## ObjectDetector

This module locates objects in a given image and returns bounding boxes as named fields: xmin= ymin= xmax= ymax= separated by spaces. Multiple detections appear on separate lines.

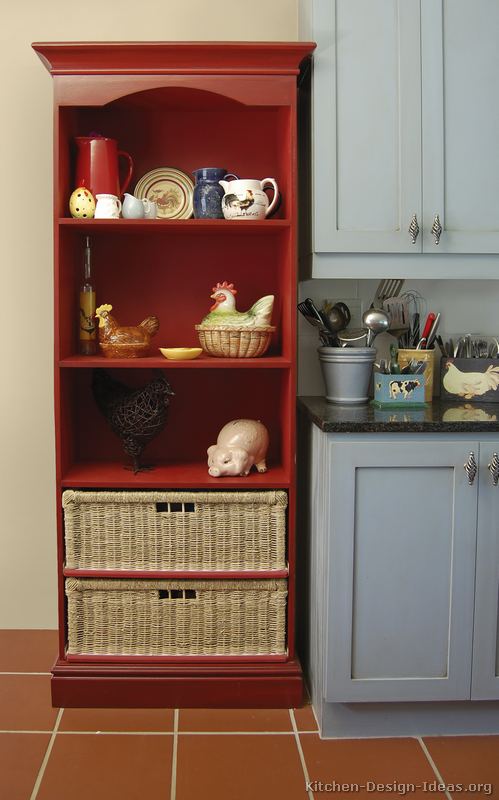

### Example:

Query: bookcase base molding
xmin=51 ymin=660 xmax=303 ymax=708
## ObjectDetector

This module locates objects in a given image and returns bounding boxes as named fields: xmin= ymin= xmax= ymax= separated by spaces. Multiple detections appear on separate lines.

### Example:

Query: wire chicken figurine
xmin=92 ymin=370 xmax=175 ymax=473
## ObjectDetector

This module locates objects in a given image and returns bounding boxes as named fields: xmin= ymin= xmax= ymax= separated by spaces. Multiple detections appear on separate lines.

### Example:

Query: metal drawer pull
xmin=488 ymin=453 xmax=499 ymax=486
xmin=409 ymin=214 xmax=420 ymax=244
xmin=464 ymin=452 xmax=477 ymax=485
xmin=431 ymin=214 xmax=442 ymax=245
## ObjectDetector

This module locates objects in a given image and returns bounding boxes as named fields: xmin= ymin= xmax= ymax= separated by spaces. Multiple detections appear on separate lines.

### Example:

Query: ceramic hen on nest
xmin=195 ymin=281 xmax=275 ymax=358
xmin=198 ymin=281 xmax=274 ymax=327
xmin=95 ymin=303 xmax=159 ymax=358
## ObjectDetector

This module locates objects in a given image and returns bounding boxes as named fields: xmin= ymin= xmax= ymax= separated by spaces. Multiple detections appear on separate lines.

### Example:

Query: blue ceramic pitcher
xmin=192 ymin=168 xmax=231 ymax=219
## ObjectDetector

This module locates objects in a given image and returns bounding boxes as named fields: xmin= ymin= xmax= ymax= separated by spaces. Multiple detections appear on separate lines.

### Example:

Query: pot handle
xmin=118 ymin=150 xmax=134 ymax=196
xmin=261 ymin=178 xmax=279 ymax=217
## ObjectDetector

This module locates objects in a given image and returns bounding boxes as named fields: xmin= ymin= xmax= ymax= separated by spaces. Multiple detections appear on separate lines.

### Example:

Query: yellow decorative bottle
xmin=79 ymin=236 xmax=96 ymax=355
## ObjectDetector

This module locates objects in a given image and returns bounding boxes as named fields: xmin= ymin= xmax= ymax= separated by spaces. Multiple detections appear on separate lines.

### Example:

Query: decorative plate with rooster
xmin=134 ymin=167 xmax=194 ymax=219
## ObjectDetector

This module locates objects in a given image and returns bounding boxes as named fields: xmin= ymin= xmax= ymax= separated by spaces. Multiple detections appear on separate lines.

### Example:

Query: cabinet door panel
xmin=351 ymin=466 xmax=452 ymax=681
xmin=422 ymin=0 xmax=499 ymax=253
xmin=325 ymin=441 xmax=478 ymax=702
xmin=471 ymin=443 xmax=499 ymax=699
xmin=312 ymin=0 xmax=422 ymax=253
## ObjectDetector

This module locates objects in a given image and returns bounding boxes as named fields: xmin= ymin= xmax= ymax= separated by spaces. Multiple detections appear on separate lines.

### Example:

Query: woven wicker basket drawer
xmin=66 ymin=578 xmax=287 ymax=656
xmin=63 ymin=490 xmax=287 ymax=571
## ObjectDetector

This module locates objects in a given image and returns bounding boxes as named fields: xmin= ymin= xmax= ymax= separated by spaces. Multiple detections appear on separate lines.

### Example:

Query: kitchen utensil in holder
xmin=398 ymin=349 xmax=434 ymax=402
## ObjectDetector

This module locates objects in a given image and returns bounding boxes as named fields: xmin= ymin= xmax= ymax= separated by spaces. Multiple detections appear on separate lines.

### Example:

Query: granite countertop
xmin=298 ymin=396 xmax=499 ymax=433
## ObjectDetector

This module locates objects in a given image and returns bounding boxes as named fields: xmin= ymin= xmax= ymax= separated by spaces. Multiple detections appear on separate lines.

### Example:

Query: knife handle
xmin=420 ymin=313 xmax=436 ymax=347
xmin=426 ymin=312 xmax=441 ymax=349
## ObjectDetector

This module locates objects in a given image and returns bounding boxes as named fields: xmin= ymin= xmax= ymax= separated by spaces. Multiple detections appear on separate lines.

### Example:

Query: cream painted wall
xmin=0 ymin=1 xmax=298 ymax=629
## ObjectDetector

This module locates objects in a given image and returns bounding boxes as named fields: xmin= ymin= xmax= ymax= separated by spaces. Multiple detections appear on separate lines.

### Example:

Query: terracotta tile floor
xmin=1 ymin=631 xmax=499 ymax=800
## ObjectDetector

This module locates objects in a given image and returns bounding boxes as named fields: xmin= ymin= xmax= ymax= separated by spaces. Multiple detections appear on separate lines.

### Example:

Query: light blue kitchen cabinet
xmin=422 ymin=0 xmax=499 ymax=254
xmin=304 ymin=427 xmax=499 ymax=736
xmin=322 ymin=436 xmax=478 ymax=702
xmin=300 ymin=410 xmax=499 ymax=736
xmin=471 ymin=442 xmax=499 ymax=700
xmin=301 ymin=0 xmax=422 ymax=255
xmin=300 ymin=0 xmax=499 ymax=265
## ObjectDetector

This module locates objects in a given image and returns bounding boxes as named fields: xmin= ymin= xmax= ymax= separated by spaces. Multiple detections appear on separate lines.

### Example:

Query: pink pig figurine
xmin=207 ymin=419 xmax=269 ymax=477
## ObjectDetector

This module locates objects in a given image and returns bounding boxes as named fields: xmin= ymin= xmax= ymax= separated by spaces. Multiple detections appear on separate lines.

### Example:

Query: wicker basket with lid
xmin=195 ymin=325 xmax=275 ymax=358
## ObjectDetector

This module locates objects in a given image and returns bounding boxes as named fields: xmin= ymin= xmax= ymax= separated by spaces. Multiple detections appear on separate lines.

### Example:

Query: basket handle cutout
xmin=158 ymin=589 xmax=197 ymax=600
xmin=155 ymin=502 xmax=195 ymax=513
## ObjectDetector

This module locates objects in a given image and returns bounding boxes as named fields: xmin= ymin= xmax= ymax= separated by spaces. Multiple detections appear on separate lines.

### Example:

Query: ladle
xmin=362 ymin=308 xmax=391 ymax=347
xmin=324 ymin=304 xmax=349 ymax=333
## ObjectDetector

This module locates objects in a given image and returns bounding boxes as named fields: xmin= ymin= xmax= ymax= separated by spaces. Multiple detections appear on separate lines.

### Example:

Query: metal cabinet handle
xmin=464 ymin=452 xmax=477 ymax=485
xmin=431 ymin=214 xmax=442 ymax=245
xmin=488 ymin=453 xmax=499 ymax=486
xmin=409 ymin=214 xmax=420 ymax=244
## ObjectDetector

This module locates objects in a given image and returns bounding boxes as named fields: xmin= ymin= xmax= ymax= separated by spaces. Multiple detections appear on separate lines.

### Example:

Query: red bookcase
xmin=33 ymin=41 xmax=314 ymax=708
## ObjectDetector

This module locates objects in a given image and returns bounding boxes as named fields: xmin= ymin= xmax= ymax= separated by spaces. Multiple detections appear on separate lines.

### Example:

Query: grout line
xmin=175 ymin=729 xmax=305 ymax=736
xmin=175 ymin=729 xmax=299 ymax=736
xmin=170 ymin=709 xmax=179 ymax=800
xmin=289 ymin=710 xmax=315 ymax=800
xmin=0 ymin=730 xmax=54 ymax=734
xmin=29 ymin=707 xmax=64 ymax=800
xmin=58 ymin=730 xmax=175 ymax=735
xmin=417 ymin=737 xmax=453 ymax=800
xmin=11 ymin=729 xmax=297 ymax=736
xmin=0 ymin=672 xmax=52 ymax=676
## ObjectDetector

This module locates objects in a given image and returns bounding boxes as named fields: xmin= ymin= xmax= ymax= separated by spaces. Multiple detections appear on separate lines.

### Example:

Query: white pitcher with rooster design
xmin=219 ymin=177 xmax=280 ymax=220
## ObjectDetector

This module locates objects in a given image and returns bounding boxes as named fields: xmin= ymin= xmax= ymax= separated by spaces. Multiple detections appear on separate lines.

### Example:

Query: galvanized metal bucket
xmin=318 ymin=347 xmax=376 ymax=405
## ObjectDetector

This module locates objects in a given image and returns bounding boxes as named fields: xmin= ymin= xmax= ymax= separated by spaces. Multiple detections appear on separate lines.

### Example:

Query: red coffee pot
xmin=75 ymin=135 xmax=133 ymax=198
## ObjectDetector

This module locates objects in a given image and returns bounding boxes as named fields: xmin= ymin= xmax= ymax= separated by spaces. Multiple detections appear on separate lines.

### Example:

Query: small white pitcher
xmin=219 ymin=177 xmax=280 ymax=220
xmin=95 ymin=193 xmax=122 ymax=219
xmin=122 ymin=193 xmax=145 ymax=219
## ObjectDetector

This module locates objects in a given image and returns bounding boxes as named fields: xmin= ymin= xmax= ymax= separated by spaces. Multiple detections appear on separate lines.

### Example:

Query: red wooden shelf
xmin=58 ymin=218 xmax=290 ymax=235
xmin=65 ymin=653 xmax=288 ymax=664
xmin=63 ymin=567 xmax=289 ymax=579
xmin=59 ymin=354 xmax=291 ymax=369
xmin=61 ymin=460 xmax=290 ymax=488
xmin=35 ymin=39 xmax=313 ymax=709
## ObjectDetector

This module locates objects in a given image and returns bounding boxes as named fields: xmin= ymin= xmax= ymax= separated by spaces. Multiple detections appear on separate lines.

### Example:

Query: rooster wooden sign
xmin=441 ymin=359 xmax=499 ymax=402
